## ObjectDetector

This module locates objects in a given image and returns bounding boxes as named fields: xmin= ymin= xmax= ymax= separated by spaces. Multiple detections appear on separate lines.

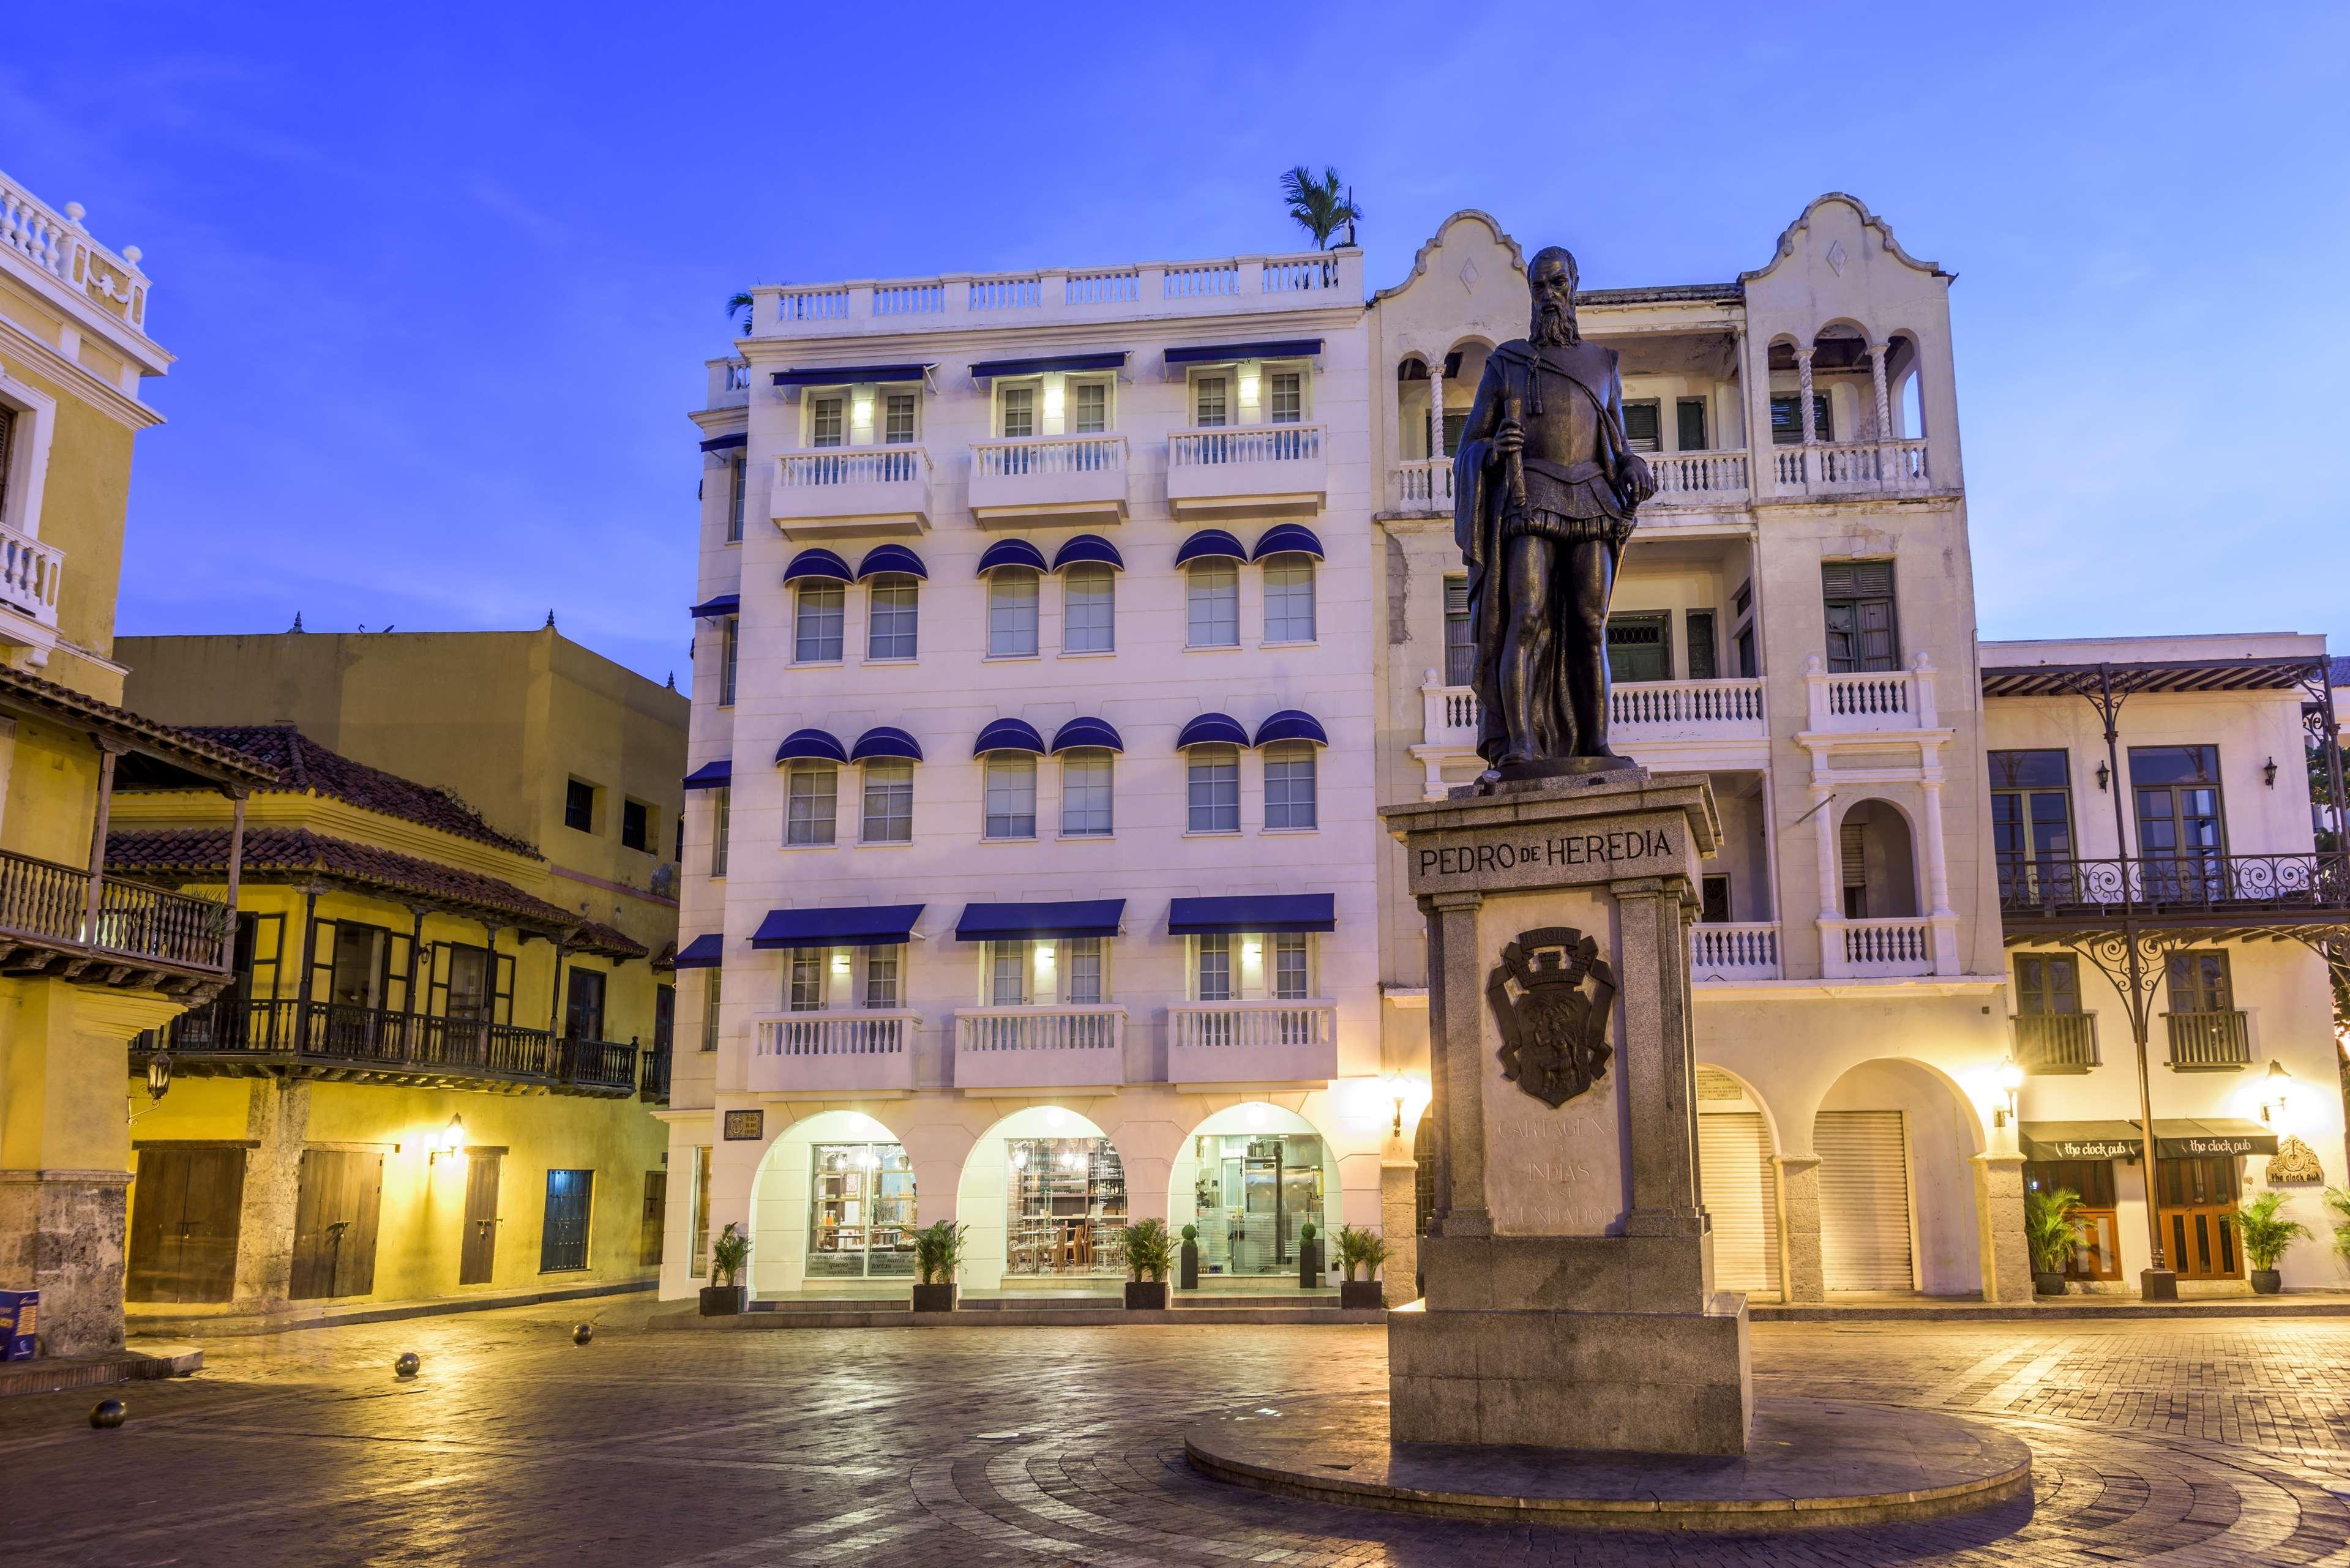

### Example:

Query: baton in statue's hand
xmin=1502 ymin=392 xmax=1528 ymax=512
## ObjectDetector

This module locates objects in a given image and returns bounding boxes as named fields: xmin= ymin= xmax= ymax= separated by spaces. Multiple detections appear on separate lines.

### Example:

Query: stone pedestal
xmin=1383 ymin=770 xmax=1752 ymax=1457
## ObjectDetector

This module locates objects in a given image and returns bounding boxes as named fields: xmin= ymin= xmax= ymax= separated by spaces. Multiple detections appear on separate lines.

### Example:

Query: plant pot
xmin=1339 ymin=1279 xmax=1385 ymax=1310
xmin=1179 ymin=1242 xmax=1199 ymax=1291
xmin=2250 ymin=1269 xmax=2282 ymax=1295
xmin=911 ymin=1283 xmax=957 ymax=1312
xmin=698 ymin=1285 xmax=749 ymax=1316
xmin=1124 ymin=1280 xmax=1169 ymax=1310
xmin=1298 ymin=1239 xmax=1323 ymax=1290
xmin=2032 ymin=1271 xmax=2068 ymax=1297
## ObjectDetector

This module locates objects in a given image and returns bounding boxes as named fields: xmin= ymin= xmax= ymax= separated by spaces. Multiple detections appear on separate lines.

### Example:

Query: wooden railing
xmin=1997 ymin=851 xmax=2350 ymax=920
xmin=147 ymin=998 xmax=596 ymax=1086
xmin=2165 ymin=1010 xmax=2251 ymax=1069
xmin=639 ymin=1042 xmax=672 ymax=1103
xmin=560 ymin=1036 xmax=642 ymax=1093
xmin=2013 ymin=1012 xmax=2100 ymax=1072
xmin=0 ymin=848 xmax=230 ymax=973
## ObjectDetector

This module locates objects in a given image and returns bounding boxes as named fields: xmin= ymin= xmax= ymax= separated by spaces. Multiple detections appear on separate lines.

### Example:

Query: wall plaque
xmin=1488 ymin=926 xmax=1616 ymax=1108
xmin=722 ymin=1110 xmax=764 ymax=1141
xmin=1405 ymin=809 xmax=1691 ymax=898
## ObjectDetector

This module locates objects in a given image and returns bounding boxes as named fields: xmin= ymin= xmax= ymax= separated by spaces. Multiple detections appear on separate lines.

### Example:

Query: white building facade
xmin=660 ymin=196 xmax=2349 ymax=1305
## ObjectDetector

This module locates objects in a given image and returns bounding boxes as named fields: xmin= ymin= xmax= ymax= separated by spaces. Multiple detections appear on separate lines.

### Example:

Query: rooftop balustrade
xmin=1 ymin=170 xmax=151 ymax=334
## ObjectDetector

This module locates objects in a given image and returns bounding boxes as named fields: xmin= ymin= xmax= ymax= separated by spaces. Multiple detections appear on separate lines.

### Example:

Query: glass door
xmin=807 ymin=1142 xmax=915 ymax=1279
xmin=1190 ymin=1134 xmax=1325 ymax=1276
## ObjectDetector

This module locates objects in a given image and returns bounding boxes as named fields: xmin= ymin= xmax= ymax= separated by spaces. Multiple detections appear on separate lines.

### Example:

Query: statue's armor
xmin=1487 ymin=342 xmax=1629 ymax=546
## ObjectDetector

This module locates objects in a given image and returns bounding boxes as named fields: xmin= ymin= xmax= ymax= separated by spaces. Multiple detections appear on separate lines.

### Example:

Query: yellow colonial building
xmin=2 ymin=168 xmax=276 ymax=1354
xmin=103 ymin=630 xmax=687 ymax=1323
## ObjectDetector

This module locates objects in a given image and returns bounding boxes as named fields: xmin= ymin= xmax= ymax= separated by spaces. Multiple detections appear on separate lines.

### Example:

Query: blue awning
xmin=672 ymin=933 xmax=725 ymax=968
xmin=968 ymin=351 xmax=1128 ymax=382
xmin=775 ymin=728 xmax=848 ymax=764
xmin=682 ymin=758 xmax=733 ymax=791
xmin=973 ymin=717 xmax=1047 ymax=756
xmin=1175 ymin=712 xmax=1249 ymax=749
xmin=975 ymin=538 xmax=1049 ymax=575
xmin=689 ymin=593 xmax=740 ymax=619
xmin=698 ymin=431 xmax=747 ymax=452
xmin=954 ymin=898 xmax=1126 ymax=941
xmin=1163 ymin=338 xmax=1324 ymax=366
xmin=1167 ymin=894 xmax=1336 ymax=935
xmin=1174 ymin=529 xmax=1248 ymax=567
xmin=1051 ymin=717 xmax=1124 ymax=753
xmin=751 ymin=904 xmax=925 ymax=950
xmin=850 ymin=726 xmax=924 ymax=763
xmin=771 ymin=362 xmax=932 ymax=387
xmin=856 ymin=543 xmax=928 ymax=580
xmin=783 ymin=547 xmax=853 ymax=584
xmin=1052 ymin=534 xmax=1125 ymax=572
xmin=1252 ymin=523 xmax=1325 ymax=561
xmin=1254 ymin=710 xmax=1328 ymax=747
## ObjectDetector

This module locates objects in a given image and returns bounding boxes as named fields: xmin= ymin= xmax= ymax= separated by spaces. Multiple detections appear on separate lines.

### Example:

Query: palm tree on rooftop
xmin=726 ymin=291 xmax=754 ymax=334
xmin=1281 ymin=166 xmax=1361 ymax=251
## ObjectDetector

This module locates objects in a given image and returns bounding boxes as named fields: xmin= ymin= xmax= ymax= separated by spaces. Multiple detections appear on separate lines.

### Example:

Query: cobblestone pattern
xmin=4 ymin=1306 xmax=2349 ymax=1565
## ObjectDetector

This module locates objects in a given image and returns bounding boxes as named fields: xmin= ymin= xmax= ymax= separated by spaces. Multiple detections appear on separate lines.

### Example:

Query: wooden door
xmin=460 ymin=1153 xmax=503 ymax=1285
xmin=126 ymin=1147 xmax=246 ymax=1304
xmin=2157 ymin=1156 xmax=2242 ymax=1279
xmin=640 ymin=1171 xmax=667 ymax=1266
xmin=290 ymin=1149 xmax=384 ymax=1299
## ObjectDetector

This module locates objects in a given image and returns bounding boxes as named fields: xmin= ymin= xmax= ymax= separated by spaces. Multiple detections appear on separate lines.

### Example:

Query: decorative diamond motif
xmin=1458 ymin=258 xmax=1480 ymax=292
xmin=1825 ymin=240 xmax=1847 ymax=276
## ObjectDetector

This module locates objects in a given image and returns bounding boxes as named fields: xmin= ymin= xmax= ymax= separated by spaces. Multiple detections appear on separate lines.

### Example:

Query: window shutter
xmin=1675 ymin=397 xmax=1708 ymax=452
xmin=1840 ymin=823 xmax=1867 ymax=889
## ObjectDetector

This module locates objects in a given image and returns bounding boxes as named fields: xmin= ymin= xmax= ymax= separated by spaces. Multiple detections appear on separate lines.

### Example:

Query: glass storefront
xmin=1005 ymin=1138 xmax=1127 ymax=1276
xmin=807 ymin=1142 xmax=916 ymax=1278
xmin=1189 ymin=1133 xmax=1325 ymax=1275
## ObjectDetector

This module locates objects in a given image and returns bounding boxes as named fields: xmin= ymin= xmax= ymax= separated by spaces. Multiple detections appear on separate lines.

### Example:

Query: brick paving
xmin=4 ymin=1304 xmax=2350 ymax=1565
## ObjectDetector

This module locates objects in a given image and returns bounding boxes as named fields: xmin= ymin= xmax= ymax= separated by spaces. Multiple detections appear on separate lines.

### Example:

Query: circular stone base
xmin=1184 ymin=1395 xmax=2030 ymax=1533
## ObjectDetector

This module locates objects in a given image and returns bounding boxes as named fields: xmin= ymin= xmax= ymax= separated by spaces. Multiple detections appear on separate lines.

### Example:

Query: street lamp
xmin=145 ymin=1051 xmax=173 ymax=1103
xmin=430 ymin=1113 xmax=465 ymax=1165
xmin=1993 ymin=1056 xmax=2024 ymax=1129
xmin=2261 ymin=1059 xmax=2294 ymax=1126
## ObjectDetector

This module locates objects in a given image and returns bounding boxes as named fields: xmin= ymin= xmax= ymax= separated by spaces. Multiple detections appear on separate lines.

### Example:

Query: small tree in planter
xmin=911 ymin=1221 xmax=967 ymax=1312
xmin=1178 ymin=1223 xmax=1200 ymax=1291
xmin=1331 ymin=1225 xmax=1390 ymax=1310
xmin=1123 ymin=1219 xmax=1172 ymax=1310
xmin=1297 ymin=1221 xmax=1323 ymax=1290
xmin=2023 ymin=1187 xmax=2085 ymax=1297
xmin=701 ymin=1223 xmax=751 ymax=1316
xmin=2325 ymin=1188 xmax=2350 ymax=1271
xmin=2235 ymin=1190 xmax=2313 ymax=1294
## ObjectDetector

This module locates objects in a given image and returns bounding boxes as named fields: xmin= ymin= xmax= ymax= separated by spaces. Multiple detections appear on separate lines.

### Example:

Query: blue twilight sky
xmin=4 ymin=2 xmax=2346 ymax=682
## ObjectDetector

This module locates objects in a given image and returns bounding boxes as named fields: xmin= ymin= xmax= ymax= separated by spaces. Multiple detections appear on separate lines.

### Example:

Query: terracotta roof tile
xmin=0 ymin=665 xmax=279 ymax=787
xmin=179 ymin=726 xmax=538 ymax=857
xmin=107 ymin=826 xmax=644 ymax=960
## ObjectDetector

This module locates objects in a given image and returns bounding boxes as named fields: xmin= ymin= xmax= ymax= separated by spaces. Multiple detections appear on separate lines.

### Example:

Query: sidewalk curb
xmin=0 ymin=1343 xmax=203 ymax=1398
xmin=127 ymin=1280 xmax=654 ymax=1339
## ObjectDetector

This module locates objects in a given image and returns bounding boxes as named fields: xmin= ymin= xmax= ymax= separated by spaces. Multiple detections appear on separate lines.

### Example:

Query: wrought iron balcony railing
xmin=1996 ymin=851 xmax=2350 ymax=920
xmin=144 ymin=996 xmax=637 ymax=1092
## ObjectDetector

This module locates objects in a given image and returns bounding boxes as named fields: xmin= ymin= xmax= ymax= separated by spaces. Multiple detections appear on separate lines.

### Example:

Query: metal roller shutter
xmin=1817 ymin=1111 xmax=1914 ymax=1292
xmin=1697 ymin=1112 xmax=1779 ymax=1296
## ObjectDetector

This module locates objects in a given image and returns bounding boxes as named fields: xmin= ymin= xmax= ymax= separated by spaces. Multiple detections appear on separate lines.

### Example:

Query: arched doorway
xmin=1695 ymin=1066 xmax=1781 ymax=1299
xmin=1837 ymin=798 xmax=1919 ymax=920
xmin=1812 ymin=1059 xmax=1983 ymax=1294
xmin=954 ymin=1105 xmax=1129 ymax=1291
xmin=749 ymin=1110 xmax=916 ymax=1297
xmin=1167 ymin=1102 xmax=1341 ymax=1280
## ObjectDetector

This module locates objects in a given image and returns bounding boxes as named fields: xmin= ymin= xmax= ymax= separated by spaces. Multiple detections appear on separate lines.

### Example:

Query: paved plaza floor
xmin=3 ymin=1300 xmax=2348 ymax=1566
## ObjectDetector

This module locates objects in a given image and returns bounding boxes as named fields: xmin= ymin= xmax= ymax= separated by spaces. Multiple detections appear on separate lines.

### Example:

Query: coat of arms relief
xmin=1487 ymin=927 xmax=1617 ymax=1108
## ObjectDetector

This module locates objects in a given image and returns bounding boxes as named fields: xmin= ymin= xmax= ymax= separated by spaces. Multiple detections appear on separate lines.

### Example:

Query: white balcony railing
xmin=1166 ymin=425 xmax=1328 ymax=518
xmin=1 ymin=171 xmax=151 ymax=333
xmin=0 ymin=521 xmax=64 ymax=631
xmin=771 ymin=446 xmax=934 ymax=535
xmin=750 ymin=1009 xmax=920 ymax=1094
xmin=1169 ymin=424 xmax=1323 ymax=469
xmin=750 ymin=253 xmax=1358 ymax=337
xmin=1647 ymin=450 xmax=1751 ymax=504
xmin=1392 ymin=458 xmax=1454 ymax=511
xmin=1167 ymin=999 xmax=1338 ymax=1086
xmin=1803 ymin=653 xmax=1939 ymax=733
xmin=1420 ymin=677 xmax=1767 ymax=749
xmin=968 ymin=435 xmax=1131 ymax=525
xmin=1690 ymin=922 xmax=1782 ymax=982
xmin=1771 ymin=439 xmax=1931 ymax=497
xmin=1837 ymin=919 xmax=1934 ymax=978
xmin=954 ymin=1005 xmax=1126 ymax=1090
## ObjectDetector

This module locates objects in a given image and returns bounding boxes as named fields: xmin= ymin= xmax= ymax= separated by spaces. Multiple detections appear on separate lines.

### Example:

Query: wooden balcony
xmin=2165 ymin=1010 xmax=2251 ymax=1070
xmin=2013 ymin=1012 xmax=2100 ymax=1073
xmin=750 ymin=1008 xmax=919 ymax=1094
xmin=0 ymin=846 xmax=232 ymax=990
xmin=1166 ymin=999 xmax=1335 ymax=1086
xmin=137 ymin=997 xmax=633 ymax=1093
xmin=954 ymin=1005 xmax=1126 ymax=1091
xmin=639 ymin=1041 xmax=672 ymax=1104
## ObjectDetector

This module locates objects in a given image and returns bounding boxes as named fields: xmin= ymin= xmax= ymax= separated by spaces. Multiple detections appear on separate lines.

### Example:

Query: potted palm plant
xmin=2235 ymin=1190 xmax=2312 ymax=1294
xmin=1297 ymin=1221 xmax=1323 ymax=1290
xmin=911 ymin=1220 xmax=966 ymax=1312
xmin=1123 ymin=1219 xmax=1172 ymax=1310
xmin=2326 ymin=1188 xmax=2350 ymax=1271
xmin=700 ymin=1223 xmax=750 ymax=1315
xmin=1178 ymin=1223 xmax=1200 ymax=1291
xmin=2023 ymin=1187 xmax=2084 ymax=1297
xmin=1332 ymin=1225 xmax=1389 ymax=1310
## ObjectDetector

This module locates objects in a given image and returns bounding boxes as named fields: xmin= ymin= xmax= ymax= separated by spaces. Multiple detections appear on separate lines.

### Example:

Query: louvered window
xmin=1443 ymin=578 xmax=1475 ymax=685
xmin=1822 ymin=561 xmax=1898 ymax=673
xmin=1621 ymin=399 xmax=1661 ymax=453
xmin=1770 ymin=393 xmax=1832 ymax=445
